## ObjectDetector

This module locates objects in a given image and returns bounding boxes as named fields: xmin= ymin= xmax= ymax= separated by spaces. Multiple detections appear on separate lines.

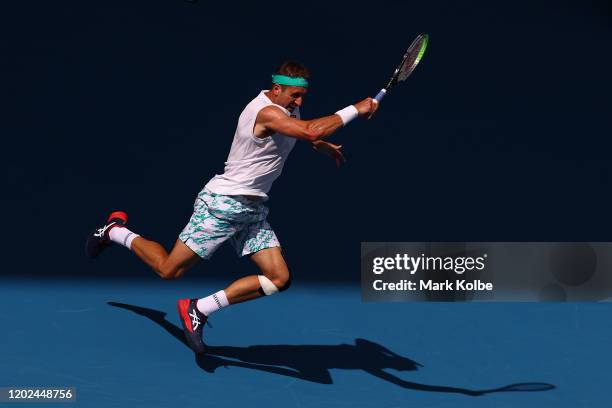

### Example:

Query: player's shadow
xmin=108 ymin=302 xmax=555 ymax=396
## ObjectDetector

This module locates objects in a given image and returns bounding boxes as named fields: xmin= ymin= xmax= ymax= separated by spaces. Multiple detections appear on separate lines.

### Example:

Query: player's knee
xmin=260 ymin=268 xmax=291 ymax=294
xmin=277 ymin=274 xmax=291 ymax=292
xmin=272 ymin=274 xmax=291 ymax=292
xmin=158 ymin=269 xmax=177 ymax=280
xmin=157 ymin=263 xmax=182 ymax=280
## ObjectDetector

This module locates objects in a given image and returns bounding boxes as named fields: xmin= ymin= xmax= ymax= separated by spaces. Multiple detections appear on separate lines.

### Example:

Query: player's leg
xmin=188 ymin=247 xmax=289 ymax=321
xmin=178 ymin=246 xmax=289 ymax=354
xmin=178 ymin=210 xmax=287 ymax=354
xmin=131 ymin=238 xmax=200 ymax=279
xmin=224 ymin=246 xmax=290 ymax=304
xmin=87 ymin=190 xmax=236 ymax=281
xmin=198 ymin=216 xmax=289 ymax=312
xmin=86 ymin=210 xmax=201 ymax=279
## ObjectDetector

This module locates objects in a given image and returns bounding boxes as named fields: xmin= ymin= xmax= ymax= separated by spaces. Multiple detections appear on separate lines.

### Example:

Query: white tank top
xmin=205 ymin=90 xmax=299 ymax=199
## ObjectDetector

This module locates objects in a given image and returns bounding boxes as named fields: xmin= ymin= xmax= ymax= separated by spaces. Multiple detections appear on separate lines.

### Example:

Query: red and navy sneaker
xmin=177 ymin=298 xmax=207 ymax=354
xmin=85 ymin=211 xmax=128 ymax=259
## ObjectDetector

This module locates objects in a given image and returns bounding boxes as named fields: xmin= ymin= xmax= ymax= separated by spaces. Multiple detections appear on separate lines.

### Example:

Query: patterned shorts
xmin=179 ymin=189 xmax=280 ymax=259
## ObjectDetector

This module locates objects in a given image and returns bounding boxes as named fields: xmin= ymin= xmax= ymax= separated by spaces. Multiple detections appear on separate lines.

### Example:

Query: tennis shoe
xmin=85 ymin=211 xmax=128 ymax=259
xmin=177 ymin=298 xmax=207 ymax=354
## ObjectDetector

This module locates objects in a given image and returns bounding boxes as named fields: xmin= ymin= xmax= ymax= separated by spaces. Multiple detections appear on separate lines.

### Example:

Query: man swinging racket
xmin=86 ymin=60 xmax=378 ymax=354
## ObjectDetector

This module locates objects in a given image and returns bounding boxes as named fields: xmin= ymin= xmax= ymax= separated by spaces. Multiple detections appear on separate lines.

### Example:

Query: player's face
xmin=278 ymin=85 xmax=307 ymax=113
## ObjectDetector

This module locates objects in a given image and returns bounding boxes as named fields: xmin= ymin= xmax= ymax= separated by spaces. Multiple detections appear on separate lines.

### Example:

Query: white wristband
xmin=335 ymin=105 xmax=359 ymax=126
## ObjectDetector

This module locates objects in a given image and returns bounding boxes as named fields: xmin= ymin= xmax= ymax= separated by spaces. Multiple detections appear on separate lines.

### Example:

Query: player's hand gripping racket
xmin=374 ymin=34 xmax=429 ymax=103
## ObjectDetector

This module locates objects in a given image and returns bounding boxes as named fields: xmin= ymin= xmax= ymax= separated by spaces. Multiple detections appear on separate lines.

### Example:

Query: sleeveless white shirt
xmin=205 ymin=90 xmax=299 ymax=199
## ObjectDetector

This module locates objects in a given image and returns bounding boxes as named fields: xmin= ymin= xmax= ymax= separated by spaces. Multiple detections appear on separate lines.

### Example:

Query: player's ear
xmin=272 ymin=84 xmax=281 ymax=96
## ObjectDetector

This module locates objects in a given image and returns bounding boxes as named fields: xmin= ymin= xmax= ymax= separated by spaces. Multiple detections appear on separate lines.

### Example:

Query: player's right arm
xmin=254 ymin=98 xmax=378 ymax=142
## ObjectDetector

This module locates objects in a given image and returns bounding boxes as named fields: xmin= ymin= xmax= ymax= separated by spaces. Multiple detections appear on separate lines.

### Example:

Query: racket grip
xmin=374 ymin=89 xmax=387 ymax=103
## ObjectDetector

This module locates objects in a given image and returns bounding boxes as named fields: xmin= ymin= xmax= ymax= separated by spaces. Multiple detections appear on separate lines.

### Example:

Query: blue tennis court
xmin=2 ymin=278 xmax=609 ymax=407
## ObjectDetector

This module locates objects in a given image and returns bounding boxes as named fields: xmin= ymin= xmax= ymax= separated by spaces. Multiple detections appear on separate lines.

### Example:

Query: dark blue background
xmin=2 ymin=0 xmax=611 ymax=281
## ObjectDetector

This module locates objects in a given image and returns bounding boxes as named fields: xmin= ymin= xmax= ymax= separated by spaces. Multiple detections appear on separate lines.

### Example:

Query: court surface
xmin=2 ymin=278 xmax=610 ymax=407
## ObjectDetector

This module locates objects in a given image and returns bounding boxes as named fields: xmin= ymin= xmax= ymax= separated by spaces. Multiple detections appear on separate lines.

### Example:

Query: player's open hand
xmin=354 ymin=97 xmax=378 ymax=119
xmin=312 ymin=140 xmax=346 ymax=167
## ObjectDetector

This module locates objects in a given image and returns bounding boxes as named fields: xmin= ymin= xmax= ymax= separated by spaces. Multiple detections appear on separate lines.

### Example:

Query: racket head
xmin=396 ymin=34 xmax=429 ymax=82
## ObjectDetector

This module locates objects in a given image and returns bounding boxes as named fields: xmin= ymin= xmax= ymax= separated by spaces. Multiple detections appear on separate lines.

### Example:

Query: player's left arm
xmin=311 ymin=140 xmax=346 ymax=167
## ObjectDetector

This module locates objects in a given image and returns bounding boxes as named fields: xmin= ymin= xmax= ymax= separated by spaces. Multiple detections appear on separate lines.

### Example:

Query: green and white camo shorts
xmin=179 ymin=189 xmax=280 ymax=259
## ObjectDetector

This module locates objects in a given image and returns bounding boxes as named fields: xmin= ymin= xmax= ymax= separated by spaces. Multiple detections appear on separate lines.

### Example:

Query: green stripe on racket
xmin=374 ymin=34 xmax=429 ymax=102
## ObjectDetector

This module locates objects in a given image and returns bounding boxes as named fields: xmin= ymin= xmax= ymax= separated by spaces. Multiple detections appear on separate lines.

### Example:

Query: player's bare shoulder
xmin=254 ymin=105 xmax=290 ymax=139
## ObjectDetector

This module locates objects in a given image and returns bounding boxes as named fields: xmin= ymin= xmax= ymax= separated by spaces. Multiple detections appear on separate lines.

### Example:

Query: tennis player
xmin=86 ymin=61 xmax=377 ymax=353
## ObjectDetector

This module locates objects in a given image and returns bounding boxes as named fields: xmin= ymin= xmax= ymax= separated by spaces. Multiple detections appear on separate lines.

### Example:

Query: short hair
xmin=273 ymin=60 xmax=310 ymax=80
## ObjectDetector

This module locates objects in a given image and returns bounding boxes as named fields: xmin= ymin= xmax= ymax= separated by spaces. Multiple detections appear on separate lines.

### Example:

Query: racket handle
xmin=374 ymin=88 xmax=387 ymax=103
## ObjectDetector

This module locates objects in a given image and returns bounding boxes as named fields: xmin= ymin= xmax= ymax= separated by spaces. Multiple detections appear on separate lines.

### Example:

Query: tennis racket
xmin=374 ymin=34 xmax=429 ymax=103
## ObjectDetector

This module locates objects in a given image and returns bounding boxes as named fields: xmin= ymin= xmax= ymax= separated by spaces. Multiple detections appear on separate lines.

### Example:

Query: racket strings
xmin=398 ymin=37 xmax=427 ymax=81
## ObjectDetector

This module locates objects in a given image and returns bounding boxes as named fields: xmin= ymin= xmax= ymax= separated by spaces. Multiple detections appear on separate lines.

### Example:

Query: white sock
xmin=109 ymin=226 xmax=140 ymax=250
xmin=196 ymin=290 xmax=229 ymax=316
